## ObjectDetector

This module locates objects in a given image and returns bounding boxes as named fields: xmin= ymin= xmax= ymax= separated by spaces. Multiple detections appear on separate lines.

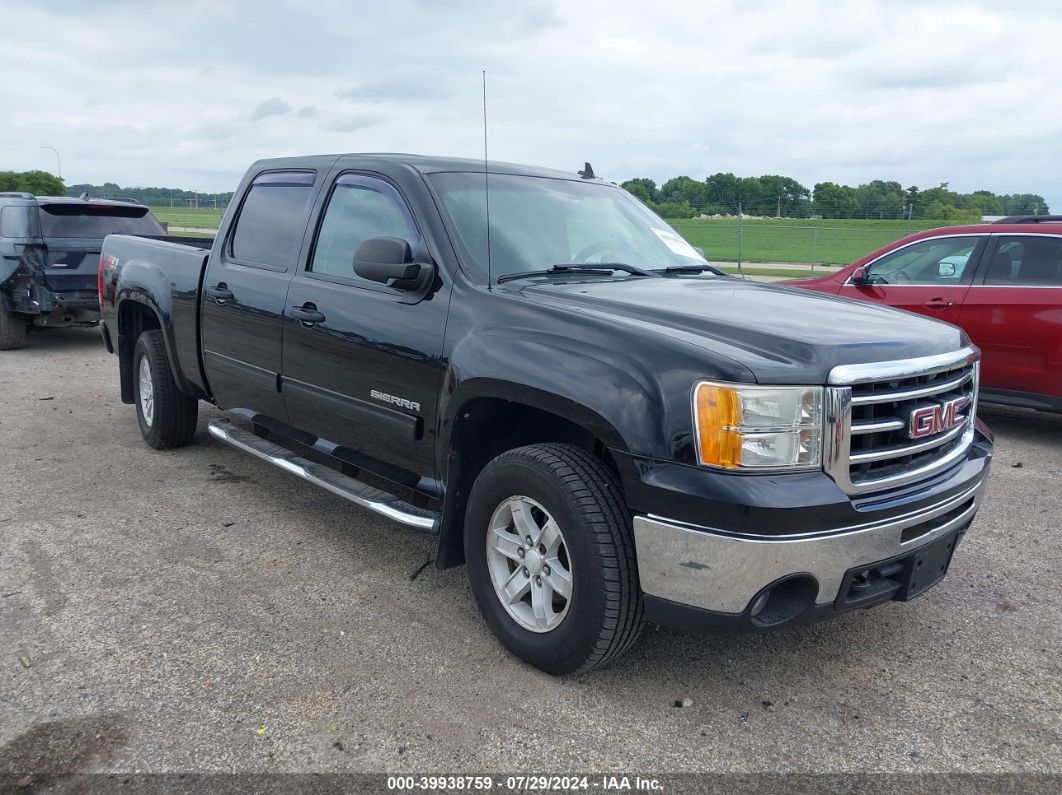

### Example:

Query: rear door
xmin=956 ymin=234 xmax=1062 ymax=402
xmin=36 ymin=202 xmax=164 ymax=292
xmin=837 ymin=234 xmax=987 ymax=325
xmin=280 ymin=171 xmax=449 ymax=483
xmin=200 ymin=171 xmax=319 ymax=419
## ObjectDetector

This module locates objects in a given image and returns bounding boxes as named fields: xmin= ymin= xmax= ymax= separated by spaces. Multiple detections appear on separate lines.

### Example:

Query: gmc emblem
xmin=907 ymin=397 xmax=967 ymax=439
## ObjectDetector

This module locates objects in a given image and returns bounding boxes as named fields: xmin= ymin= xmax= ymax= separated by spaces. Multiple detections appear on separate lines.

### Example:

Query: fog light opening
xmin=749 ymin=591 xmax=770 ymax=617
xmin=748 ymin=575 xmax=818 ymax=628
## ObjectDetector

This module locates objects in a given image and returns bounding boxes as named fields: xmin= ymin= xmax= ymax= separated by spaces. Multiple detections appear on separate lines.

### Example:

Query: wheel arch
xmin=116 ymin=297 xmax=185 ymax=404
xmin=434 ymin=386 xmax=628 ymax=569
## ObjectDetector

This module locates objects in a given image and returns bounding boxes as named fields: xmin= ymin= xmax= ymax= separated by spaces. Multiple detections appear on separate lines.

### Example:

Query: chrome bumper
xmin=633 ymin=479 xmax=985 ymax=615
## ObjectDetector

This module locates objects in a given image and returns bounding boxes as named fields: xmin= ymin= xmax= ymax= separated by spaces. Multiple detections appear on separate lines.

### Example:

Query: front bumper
xmin=634 ymin=474 xmax=986 ymax=633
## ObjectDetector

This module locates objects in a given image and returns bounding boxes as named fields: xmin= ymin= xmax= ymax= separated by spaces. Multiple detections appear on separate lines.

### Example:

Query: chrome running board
xmin=207 ymin=419 xmax=439 ymax=533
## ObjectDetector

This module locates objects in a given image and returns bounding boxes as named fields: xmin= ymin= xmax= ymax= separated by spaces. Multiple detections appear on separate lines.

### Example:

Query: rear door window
xmin=230 ymin=171 xmax=315 ymax=269
xmin=983 ymin=236 xmax=1062 ymax=286
xmin=36 ymin=204 xmax=164 ymax=238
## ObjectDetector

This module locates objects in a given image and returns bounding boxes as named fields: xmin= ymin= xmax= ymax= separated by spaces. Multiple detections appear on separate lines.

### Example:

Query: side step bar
xmin=207 ymin=419 xmax=439 ymax=533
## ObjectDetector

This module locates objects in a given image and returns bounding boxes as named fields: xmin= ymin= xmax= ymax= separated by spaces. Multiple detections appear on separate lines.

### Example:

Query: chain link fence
xmin=666 ymin=217 xmax=953 ymax=272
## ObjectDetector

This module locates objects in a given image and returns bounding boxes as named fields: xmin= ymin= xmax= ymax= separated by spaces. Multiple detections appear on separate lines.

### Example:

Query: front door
xmin=838 ymin=234 xmax=987 ymax=326
xmin=200 ymin=170 xmax=319 ymax=419
xmin=957 ymin=234 xmax=1062 ymax=402
xmin=280 ymin=172 xmax=449 ymax=485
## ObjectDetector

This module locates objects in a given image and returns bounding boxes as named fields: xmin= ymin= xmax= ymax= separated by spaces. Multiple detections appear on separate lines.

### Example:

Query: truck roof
xmin=249 ymin=153 xmax=600 ymax=182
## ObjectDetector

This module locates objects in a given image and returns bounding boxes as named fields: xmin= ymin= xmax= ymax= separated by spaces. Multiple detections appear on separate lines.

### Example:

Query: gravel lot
xmin=1 ymin=327 xmax=1059 ymax=776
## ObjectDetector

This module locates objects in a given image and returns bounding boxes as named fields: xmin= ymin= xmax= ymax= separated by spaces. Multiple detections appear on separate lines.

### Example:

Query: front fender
xmin=439 ymin=329 xmax=665 ymax=461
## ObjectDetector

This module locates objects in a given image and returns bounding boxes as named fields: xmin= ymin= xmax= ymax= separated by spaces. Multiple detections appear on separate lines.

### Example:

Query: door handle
xmin=205 ymin=284 xmax=234 ymax=303
xmin=923 ymin=298 xmax=955 ymax=309
xmin=290 ymin=304 xmax=326 ymax=325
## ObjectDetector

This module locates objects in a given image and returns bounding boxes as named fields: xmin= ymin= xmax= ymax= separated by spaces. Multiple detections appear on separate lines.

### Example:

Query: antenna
xmin=482 ymin=70 xmax=493 ymax=288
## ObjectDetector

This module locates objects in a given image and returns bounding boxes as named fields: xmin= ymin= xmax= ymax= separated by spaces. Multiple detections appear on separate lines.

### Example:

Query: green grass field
xmin=151 ymin=207 xmax=224 ymax=229
xmin=716 ymin=266 xmax=820 ymax=278
xmin=668 ymin=217 xmax=960 ymax=265
xmin=149 ymin=207 xmax=964 ymax=266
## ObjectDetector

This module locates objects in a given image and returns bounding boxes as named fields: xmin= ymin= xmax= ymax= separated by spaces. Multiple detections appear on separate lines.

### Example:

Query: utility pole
xmin=777 ymin=196 xmax=781 ymax=218
xmin=38 ymin=146 xmax=61 ymax=179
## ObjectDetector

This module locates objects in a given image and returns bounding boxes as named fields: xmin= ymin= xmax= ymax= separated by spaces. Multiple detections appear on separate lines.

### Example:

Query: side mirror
xmin=693 ymin=245 xmax=705 ymax=257
xmin=352 ymin=236 xmax=431 ymax=290
xmin=849 ymin=265 xmax=869 ymax=285
xmin=938 ymin=261 xmax=957 ymax=277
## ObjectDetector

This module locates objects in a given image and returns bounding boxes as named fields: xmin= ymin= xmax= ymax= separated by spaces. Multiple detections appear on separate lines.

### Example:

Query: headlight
xmin=693 ymin=382 xmax=823 ymax=470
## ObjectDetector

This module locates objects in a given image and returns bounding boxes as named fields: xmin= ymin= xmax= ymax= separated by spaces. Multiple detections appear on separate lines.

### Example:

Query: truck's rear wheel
xmin=464 ymin=444 xmax=643 ymax=674
xmin=133 ymin=330 xmax=198 ymax=449
xmin=0 ymin=306 xmax=28 ymax=351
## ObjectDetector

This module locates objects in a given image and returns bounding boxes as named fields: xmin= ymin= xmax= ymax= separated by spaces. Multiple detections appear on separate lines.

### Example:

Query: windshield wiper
xmin=496 ymin=262 xmax=657 ymax=284
xmin=658 ymin=264 xmax=724 ymax=276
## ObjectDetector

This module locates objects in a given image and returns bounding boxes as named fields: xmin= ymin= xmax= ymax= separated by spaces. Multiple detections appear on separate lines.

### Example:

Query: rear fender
xmin=116 ymin=285 xmax=189 ymax=400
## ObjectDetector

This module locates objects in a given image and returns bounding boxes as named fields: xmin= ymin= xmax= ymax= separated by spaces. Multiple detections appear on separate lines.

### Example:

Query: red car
xmin=786 ymin=217 xmax=1062 ymax=412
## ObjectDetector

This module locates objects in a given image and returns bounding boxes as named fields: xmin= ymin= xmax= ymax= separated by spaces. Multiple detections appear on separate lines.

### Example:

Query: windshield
xmin=429 ymin=172 xmax=711 ymax=283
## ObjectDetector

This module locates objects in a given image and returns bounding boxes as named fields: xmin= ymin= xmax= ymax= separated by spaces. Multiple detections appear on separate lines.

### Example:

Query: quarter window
xmin=310 ymin=175 xmax=418 ymax=283
xmin=984 ymin=236 xmax=1062 ymax=286
xmin=864 ymin=237 xmax=982 ymax=285
xmin=230 ymin=171 xmax=315 ymax=269
xmin=1 ymin=206 xmax=38 ymax=237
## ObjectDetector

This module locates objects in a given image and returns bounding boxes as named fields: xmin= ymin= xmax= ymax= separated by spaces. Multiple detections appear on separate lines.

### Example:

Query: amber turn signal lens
xmin=694 ymin=383 xmax=742 ymax=468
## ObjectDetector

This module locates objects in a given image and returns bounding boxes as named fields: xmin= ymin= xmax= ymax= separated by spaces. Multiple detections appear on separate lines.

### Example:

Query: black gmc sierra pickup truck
xmin=99 ymin=154 xmax=993 ymax=674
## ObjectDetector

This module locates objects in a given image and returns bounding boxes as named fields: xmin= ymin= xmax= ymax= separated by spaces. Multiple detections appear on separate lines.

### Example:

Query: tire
xmin=464 ymin=443 xmax=643 ymax=674
xmin=0 ymin=306 xmax=28 ymax=351
xmin=133 ymin=330 xmax=198 ymax=450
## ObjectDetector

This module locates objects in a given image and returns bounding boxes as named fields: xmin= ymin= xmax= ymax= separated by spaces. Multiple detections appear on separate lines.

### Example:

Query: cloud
xmin=325 ymin=113 xmax=380 ymax=132
xmin=335 ymin=79 xmax=439 ymax=103
xmin=0 ymin=0 xmax=1058 ymax=210
xmin=250 ymin=97 xmax=292 ymax=120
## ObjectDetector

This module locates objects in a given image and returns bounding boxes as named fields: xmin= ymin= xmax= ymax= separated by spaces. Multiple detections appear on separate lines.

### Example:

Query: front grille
xmin=825 ymin=350 xmax=979 ymax=495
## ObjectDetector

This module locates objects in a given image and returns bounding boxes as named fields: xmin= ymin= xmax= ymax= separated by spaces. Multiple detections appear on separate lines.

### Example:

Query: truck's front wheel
xmin=133 ymin=330 xmax=198 ymax=449
xmin=0 ymin=306 xmax=28 ymax=351
xmin=464 ymin=444 xmax=643 ymax=674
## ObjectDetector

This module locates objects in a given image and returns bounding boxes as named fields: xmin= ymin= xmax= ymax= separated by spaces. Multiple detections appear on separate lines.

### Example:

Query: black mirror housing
xmin=352 ymin=236 xmax=430 ymax=290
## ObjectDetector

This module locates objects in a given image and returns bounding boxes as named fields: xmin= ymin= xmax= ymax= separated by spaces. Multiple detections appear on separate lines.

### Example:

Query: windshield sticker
xmin=652 ymin=227 xmax=701 ymax=259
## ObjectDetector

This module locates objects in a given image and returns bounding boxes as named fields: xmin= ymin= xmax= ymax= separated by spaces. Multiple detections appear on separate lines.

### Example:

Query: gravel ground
xmin=1 ymin=327 xmax=1059 ymax=776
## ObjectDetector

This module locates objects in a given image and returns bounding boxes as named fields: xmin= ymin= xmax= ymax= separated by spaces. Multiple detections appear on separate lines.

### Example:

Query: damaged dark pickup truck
xmin=0 ymin=193 xmax=164 ymax=350
xmin=98 ymin=154 xmax=993 ymax=674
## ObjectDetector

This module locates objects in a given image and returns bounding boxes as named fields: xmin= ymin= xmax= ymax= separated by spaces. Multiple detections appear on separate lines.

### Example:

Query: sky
xmin=1 ymin=0 xmax=1060 ymax=208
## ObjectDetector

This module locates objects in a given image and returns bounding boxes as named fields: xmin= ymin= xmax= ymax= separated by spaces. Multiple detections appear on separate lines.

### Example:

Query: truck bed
xmin=100 ymin=233 xmax=214 ymax=400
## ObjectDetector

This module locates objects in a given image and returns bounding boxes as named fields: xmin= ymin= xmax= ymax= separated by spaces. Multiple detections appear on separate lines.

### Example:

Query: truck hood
xmin=517 ymin=276 xmax=968 ymax=384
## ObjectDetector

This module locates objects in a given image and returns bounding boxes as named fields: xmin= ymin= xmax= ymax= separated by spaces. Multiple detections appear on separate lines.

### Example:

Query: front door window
xmin=863 ymin=237 xmax=980 ymax=286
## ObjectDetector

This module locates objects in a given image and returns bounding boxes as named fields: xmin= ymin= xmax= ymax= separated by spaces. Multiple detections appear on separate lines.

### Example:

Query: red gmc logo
xmin=908 ymin=397 xmax=967 ymax=439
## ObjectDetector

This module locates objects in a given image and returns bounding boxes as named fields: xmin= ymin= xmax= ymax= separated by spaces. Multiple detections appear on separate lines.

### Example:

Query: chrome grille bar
xmin=850 ymin=371 xmax=973 ymax=406
xmin=851 ymin=418 xmax=905 ymax=435
xmin=848 ymin=420 xmax=967 ymax=464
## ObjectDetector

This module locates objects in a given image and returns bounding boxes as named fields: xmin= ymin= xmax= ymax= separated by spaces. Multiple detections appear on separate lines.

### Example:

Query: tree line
xmin=621 ymin=174 xmax=1050 ymax=220
xmin=65 ymin=182 xmax=235 ymax=208
xmin=3 ymin=168 xmax=1049 ymax=222
xmin=2 ymin=172 xmax=233 ymax=208
xmin=0 ymin=170 xmax=67 ymax=196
